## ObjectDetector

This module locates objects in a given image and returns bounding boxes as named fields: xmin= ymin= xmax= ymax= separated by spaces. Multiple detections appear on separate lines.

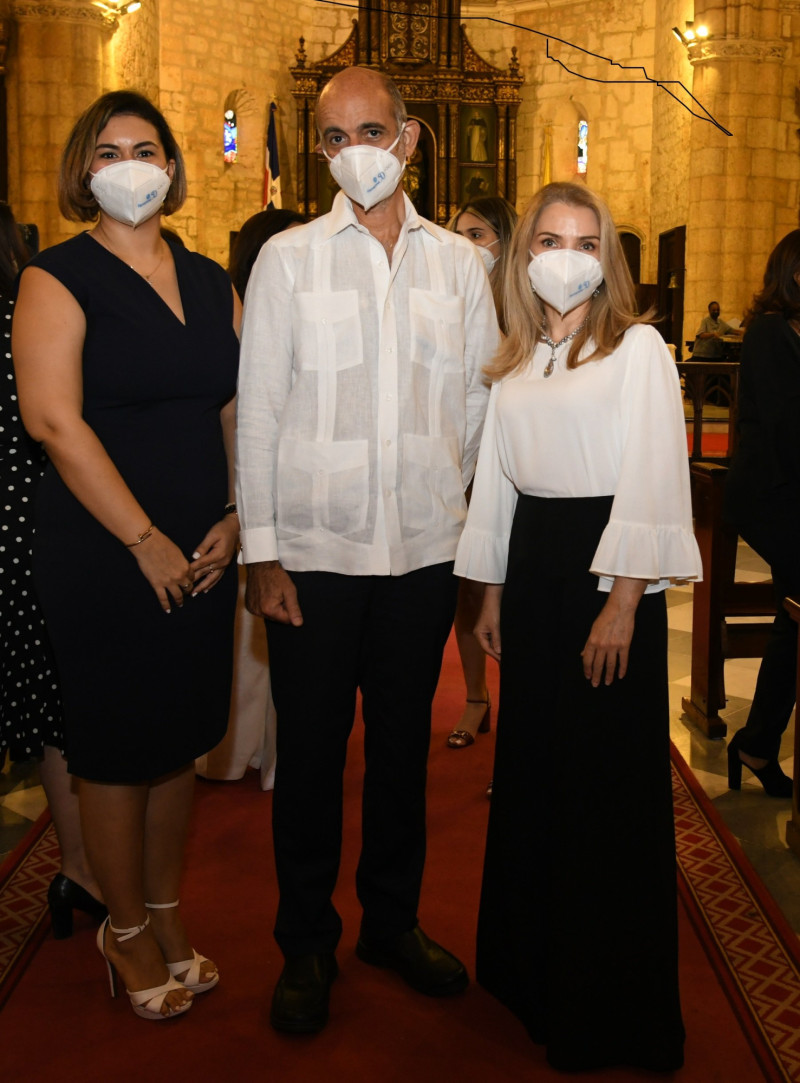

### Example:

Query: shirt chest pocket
xmin=276 ymin=437 xmax=369 ymax=539
xmin=293 ymin=290 xmax=363 ymax=372
xmin=408 ymin=289 xmax=465 ymax=372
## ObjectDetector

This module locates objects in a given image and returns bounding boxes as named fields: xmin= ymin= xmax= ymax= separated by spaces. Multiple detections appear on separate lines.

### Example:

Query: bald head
xmin=316 ymin=67 xmax=407 ymax=136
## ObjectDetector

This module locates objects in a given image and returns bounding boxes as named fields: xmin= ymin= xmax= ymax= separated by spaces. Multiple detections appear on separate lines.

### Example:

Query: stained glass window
xmin=577 ymin=120 xmax=588 ymax=174
xmin=224 ymin=110 xmax=238 ymax=164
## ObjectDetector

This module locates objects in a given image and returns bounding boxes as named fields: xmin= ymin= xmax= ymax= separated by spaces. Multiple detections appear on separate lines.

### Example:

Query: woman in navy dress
xmin=13 ymin=92 xmax=240 ymax=1020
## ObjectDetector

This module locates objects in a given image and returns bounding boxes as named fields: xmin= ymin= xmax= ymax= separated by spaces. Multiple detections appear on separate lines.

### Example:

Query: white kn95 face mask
xmin=527 ymin=248 xmax=604 ymax=315
xmin=90 ymin=159 xmax=172 ymax=227
xmin=324 ymin=128 xmax=406 ymax=211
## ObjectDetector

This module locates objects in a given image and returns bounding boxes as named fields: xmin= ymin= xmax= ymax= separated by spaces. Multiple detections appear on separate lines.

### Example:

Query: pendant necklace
xmin=540 ymin=317 xmax=588 ymax=378
xmin=93 ymin=228 xmax=165 ymax=284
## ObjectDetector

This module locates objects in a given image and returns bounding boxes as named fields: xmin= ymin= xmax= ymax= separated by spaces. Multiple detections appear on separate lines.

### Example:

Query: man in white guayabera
xmin=236 ymin=66 xmax=499 ymax=1034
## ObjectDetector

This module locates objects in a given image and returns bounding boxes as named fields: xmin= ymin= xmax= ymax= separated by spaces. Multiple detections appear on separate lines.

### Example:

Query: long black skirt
xmin=476 ymin=494 xmax=685 ymax=1073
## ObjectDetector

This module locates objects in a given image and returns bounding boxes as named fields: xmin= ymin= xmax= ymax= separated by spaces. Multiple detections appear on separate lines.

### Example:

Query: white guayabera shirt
xmin=236 ymin=191 xmax=499 ymax=577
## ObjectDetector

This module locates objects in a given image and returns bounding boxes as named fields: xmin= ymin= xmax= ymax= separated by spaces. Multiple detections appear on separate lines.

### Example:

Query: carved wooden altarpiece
xmin=290 ymin=0 xmax=523 ymax=224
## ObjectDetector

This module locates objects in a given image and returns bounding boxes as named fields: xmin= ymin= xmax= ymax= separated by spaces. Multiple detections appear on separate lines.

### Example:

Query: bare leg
xmin=448 ymin=579 xmax=490 ymax=746
xmin=143 ymin=765 xmax=217 ymax=987
xmin=79 ymin=776 xmax=192 ymax=1015
xmin=40 ymin=745 xmax=102 ymax=900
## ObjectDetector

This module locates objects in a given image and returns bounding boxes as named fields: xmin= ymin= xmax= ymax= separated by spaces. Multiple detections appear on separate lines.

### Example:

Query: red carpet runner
xmin=1 ymin=632 xmax=799 ymax=1081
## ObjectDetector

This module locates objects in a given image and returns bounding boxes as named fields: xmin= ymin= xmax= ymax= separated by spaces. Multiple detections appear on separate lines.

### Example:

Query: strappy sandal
xmin=96 ymin=915 xmax=193 ymax=1020
xmin=446 ymin=698 xmax=491 ymax=749
xmin=146 ymin=900 xmax=219 ymax=994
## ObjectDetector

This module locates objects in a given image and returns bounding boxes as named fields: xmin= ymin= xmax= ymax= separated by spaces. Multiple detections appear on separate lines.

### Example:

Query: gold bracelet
xmin=125 ymin=523 xmax=154 ymax=548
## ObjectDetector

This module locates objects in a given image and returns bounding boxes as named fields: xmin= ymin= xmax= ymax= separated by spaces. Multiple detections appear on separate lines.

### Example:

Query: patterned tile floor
xmin=2 ymin=541 xmax=799 ymax=934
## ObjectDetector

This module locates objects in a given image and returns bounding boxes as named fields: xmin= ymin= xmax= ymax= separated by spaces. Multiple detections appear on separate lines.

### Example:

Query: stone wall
xmin=156 ymin=0 xmax=317 ymax=265
xmin=107 ymin=0 xmax=159 ymax=98
xmin=3 ymin=0 xmax=799 ymax=314
xmin=513 ymin=1 xmax=657 ymax=238
xmin=682 ymin=0 xmax=800 ymax=340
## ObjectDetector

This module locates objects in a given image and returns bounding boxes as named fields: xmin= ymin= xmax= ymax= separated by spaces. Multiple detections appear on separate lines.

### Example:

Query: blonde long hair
xmin=487 ymin=182 xmax=647 ymax=381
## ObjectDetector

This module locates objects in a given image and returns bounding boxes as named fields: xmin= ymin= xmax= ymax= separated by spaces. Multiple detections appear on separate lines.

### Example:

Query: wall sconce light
xmin=667 ymin=272 xmax=679 ymax=290
xmin=684 ymin=21 xmax=710 ymax=41
xmin=672 ymin=21 xmax=710 ymax=47
xmin=92 ymin=0 xmax=141 ymax=14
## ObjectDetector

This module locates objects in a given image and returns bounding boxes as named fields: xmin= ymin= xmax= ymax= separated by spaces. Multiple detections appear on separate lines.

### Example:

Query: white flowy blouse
xmin=454 ymin=323 xmax=703 ymax=593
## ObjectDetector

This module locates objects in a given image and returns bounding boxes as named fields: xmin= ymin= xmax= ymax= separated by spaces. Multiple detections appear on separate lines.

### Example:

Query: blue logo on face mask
xmin=366 ymin=171 xmax=386 ymax=193
xmin=136 ymin=189 xmax=159 ymax=208
xmin=568 ymin=279 xmax=591 ymax=298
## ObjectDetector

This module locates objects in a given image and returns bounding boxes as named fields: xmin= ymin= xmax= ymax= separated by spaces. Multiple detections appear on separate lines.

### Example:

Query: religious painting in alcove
xmin=402 ymin=118 xmax=435 ymax=219
xmin=460 ymin=167 xmax=495 ymax=203
xmin=462 ymin=106 xmax=495 ymax=164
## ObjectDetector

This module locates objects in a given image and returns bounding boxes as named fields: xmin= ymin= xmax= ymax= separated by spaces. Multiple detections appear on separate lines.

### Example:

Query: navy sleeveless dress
xmin=26 ymin=232 xmax=238 ymax=782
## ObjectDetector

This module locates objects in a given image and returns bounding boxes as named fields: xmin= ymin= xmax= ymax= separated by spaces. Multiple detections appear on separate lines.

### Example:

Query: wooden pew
xmin=783 ymin=596 xmax=800 ymax=859
xmin=676 ymin=359 xmax=740 ymax=464
xmin=682 ymin=462 xmax=775 ymax=738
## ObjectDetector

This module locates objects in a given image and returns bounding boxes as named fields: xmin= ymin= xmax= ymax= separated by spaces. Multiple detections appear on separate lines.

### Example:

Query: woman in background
xmin=14 ymin=91 xmax=240 ymax=1020
xmin=228 ymin=208 xmax=306 ymax=303
xmin=446 ymin=197 xmax=517 ymax=753
xmin=198 ymin=207 xmax=305 ymax=789
xmin=456 ymin=182 xmax=701 ymax=1072
xmin=0 ymin=201 xmax=106 ymax=938
xmin=725 ymin=230 xmax=800 ymax=798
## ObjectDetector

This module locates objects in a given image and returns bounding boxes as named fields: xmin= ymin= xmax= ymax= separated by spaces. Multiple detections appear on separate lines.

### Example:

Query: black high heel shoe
xmin=47 ymin=874 xmax=107 ymax=940
xmin=727 ymin=730 xmax=793 ymax=799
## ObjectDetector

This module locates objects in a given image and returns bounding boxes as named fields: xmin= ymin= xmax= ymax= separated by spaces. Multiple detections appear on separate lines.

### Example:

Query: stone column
xmin=683 ymin=0 xmax=796 ymax=338
xmin=8 ymin=0 xmax=116 ymax=246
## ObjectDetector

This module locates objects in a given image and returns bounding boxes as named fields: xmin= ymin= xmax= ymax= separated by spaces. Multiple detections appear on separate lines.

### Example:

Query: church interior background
xmin=0 ymin=0 xmax=797 ymax=370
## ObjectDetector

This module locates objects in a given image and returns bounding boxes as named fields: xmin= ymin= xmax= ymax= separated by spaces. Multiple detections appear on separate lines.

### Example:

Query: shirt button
xmin=384 ymin=488 xmax=392 ymax=498
xmin=384 ymin=439 xmax=391 ymax=447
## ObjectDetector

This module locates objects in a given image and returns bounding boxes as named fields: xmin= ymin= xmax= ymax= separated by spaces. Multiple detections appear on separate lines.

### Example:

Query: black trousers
xmin=737 ymin=516 xmax=800 ymax=761
xmin=265 ymin=562 xmax=459 ymax=956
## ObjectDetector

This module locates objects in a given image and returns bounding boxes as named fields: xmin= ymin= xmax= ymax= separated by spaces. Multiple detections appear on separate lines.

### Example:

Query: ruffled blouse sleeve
xmin=589 ymin=325 xmax=702 ymax=592
xmin=454 ymin=379 xmax=518 ymax=584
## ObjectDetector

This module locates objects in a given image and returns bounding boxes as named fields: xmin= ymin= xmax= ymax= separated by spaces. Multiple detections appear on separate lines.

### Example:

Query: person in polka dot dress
xmin=1 ymin=201 xmax=105 ymax=936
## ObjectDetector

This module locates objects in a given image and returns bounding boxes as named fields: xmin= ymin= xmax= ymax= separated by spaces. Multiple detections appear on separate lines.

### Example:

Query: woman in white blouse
xmin=454 ymin=182 xmax=701 ymax=1074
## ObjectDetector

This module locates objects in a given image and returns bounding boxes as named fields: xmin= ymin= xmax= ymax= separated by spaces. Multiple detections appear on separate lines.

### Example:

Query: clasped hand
xmin=132 ymin=517 xmax=239 ymax=613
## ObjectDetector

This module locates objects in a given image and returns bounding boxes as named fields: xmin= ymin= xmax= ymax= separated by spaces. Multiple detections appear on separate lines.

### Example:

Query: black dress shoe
xmin=270 ymin=952 xmax=338 ymax=1034
xmin=356 ymin=924 xmax=468 ymax=996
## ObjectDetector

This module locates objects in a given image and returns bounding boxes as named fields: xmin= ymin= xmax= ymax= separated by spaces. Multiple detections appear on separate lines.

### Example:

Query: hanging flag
xmin=263 ymin=102 xmax=282 ymax=210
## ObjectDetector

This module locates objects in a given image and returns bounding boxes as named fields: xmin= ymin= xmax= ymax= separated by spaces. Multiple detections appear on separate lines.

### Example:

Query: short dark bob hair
xmin=58 ymin=90 xmax=187 ymax=222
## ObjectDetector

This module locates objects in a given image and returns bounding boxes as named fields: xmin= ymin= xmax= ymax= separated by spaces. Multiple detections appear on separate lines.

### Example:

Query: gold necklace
xmin=93 ymin=228 xmax=165 ymax=284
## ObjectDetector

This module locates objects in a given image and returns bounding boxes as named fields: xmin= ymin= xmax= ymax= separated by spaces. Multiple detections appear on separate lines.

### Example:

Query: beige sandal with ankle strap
xmin=146 ymin=900 xmax=219 ymax=994
xmin=96 ymin=915 xmax=193 ymax=1020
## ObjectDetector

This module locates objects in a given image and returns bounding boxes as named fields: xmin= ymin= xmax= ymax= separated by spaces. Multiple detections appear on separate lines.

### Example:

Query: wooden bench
xmin=682 ymin=462 xmax=775 ymax=739
xmin=676 ymin=359 xmax=740 ymax=464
